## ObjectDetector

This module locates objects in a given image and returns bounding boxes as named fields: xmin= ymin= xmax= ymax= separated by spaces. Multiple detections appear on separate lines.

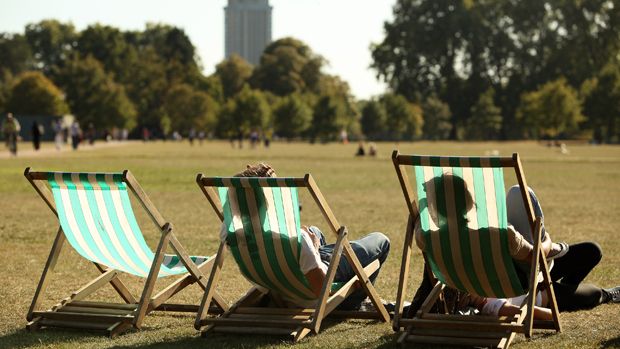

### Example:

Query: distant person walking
xmin=86 ymin=123 xmax=96 ymax=145
xmin=188 ymin=127 xmax=196 ymax=146
xmin=2 ymin=113 xmax=21 ymax=156
xmin=52 ymin=119 xmax=64 ymax=150
xmin=31 ymin=121 xmax=43 ymax=151
xmin=70 ymin=121 xmax=82 ymax=150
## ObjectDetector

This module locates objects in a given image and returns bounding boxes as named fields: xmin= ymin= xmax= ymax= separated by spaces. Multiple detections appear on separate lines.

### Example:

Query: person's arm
xmin=509 ymin=226 xmax=553 ymax=262
xmin=498 ymin=303 xmax=552 ymax=321
xmin=305 ymin=267 xmax=326 ymax=298
xmin=300 ymin=227 xmax=327 ymax=297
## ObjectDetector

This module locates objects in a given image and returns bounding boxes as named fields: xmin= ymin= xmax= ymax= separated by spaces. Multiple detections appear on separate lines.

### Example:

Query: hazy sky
xmin=0 ymin=0 xmax=396 ymax=99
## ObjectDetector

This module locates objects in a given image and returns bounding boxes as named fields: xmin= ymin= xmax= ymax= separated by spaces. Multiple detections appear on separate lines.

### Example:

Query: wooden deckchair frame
xmin=24 ymin=167 xmax=229 ymax=337
xmin=194 ymin=173 xmax=390 ymax=342
xmin=391 ymin=152 xmax=562 ymax=348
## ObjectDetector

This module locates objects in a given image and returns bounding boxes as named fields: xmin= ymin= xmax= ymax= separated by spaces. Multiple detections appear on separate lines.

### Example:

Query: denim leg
xmin=318 ymin=232 xmax=390 ymax=309
xmin=506 ymin=185 xmax=546 ymax=244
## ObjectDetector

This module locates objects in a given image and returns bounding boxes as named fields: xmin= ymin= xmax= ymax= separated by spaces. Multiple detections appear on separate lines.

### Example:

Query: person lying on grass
xmin=221 ymin=163 xmax=391 ymax=310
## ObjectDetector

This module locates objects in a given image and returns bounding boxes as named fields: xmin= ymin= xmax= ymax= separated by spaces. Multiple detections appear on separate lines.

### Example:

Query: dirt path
xmin=0 ymin=141 xmax=137 ymax=159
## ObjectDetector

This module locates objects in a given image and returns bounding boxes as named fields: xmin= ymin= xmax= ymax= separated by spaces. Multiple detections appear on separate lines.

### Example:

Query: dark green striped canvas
xmin=411 ymin=156 xmax=525 ymax=298
xmin=215 ymin=177 xmax=343 ymax=302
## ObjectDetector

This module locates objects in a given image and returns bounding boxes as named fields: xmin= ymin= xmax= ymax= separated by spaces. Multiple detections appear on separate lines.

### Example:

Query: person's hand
xmin=302 ymin=225 xmax=321 ymax=252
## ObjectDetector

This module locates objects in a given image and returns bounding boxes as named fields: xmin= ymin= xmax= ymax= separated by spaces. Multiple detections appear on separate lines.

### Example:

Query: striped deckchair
xmin=194 ymin=174 xmax=390 ymax=341
xmin=24 ymin=168 xmax=228 ymax=337
xmin=391 ymin=152 xmax=561 ymax=348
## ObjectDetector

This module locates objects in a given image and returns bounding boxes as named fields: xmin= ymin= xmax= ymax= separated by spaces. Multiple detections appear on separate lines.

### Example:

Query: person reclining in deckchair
xmin=223 ymin=163 xmax=391 ymax=310
xmin=410 ymin=173 xmax=620 ymax=318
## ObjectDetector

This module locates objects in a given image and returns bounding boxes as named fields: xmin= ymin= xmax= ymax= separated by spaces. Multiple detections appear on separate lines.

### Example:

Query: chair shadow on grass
xmin=601 ymin=336 xmax=620 ymax=348
xmin=0 ymin=328 xmax=117 ymax=349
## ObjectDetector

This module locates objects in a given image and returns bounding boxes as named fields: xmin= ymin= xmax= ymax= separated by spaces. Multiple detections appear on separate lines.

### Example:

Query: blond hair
xmin=234 ymin=163 xmax=277 ymax=178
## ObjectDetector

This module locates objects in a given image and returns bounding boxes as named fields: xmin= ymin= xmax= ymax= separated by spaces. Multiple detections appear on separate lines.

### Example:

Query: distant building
xmin=225 ymin=0 xmax=272 ymax=66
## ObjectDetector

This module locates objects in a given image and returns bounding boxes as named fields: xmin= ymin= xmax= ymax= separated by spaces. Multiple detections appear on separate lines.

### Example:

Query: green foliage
xmin=381 ymin=93 xmax=423 ymax=141
xmin=0 ymin=70 xmax=13 ymax=114
xmin=273 ymin=94 xmax=312 ymax=139
xmin=251 ymin=37 xmax=324 ymax=96
xmin=164 ymin=83 xmax=218 ymax=132
xmin=360 ymin=99 xmax=387 ymax=141
xmin=0 ymin=33 xmax=33 ymax=75
xmin=466 ymin=88 xmax=502 ymax=140
xmin=310 ymin=95 xmax=346 ymax=142
xmin=7 ymin=71 xmax=68 ymax=115
xmin=583 ymin=62 xmax=620 ymax=143
xmin=55 ymin=56 xmax=136 ymax=129
xmin=216 ymin=87 xmax=270 ymax=137
xmin=25 ymin=20 xmax=77 ymax=73
xmin=215 ymin=54 xmax=253 ymax=100
xmin=76 ymin=24 xmax=137 ymax=83
xmin=372 ymin=0 xmax=620 ymax=141
xmin=516 ymin=78 xmax=584 ymax=139
xmin=422 ymin=95 xmax=452 ymax=140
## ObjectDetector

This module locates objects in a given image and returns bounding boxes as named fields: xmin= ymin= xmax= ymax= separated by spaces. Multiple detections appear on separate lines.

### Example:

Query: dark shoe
xmin=603 ymin=286 xmax=620 ymax=303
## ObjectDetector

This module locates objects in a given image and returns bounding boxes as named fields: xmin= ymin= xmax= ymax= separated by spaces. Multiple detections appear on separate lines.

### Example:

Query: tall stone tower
xmin=225 ymin=0 xmax=272 ymax=66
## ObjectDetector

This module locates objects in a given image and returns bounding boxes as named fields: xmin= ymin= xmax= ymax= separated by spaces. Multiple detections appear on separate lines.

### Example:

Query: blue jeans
xmin=307 ymin=226 xmax=390 ymax=310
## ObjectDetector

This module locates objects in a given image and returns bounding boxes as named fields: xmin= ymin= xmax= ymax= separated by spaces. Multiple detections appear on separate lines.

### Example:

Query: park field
xmin=0 ymin=140 xmax=619 ymax=349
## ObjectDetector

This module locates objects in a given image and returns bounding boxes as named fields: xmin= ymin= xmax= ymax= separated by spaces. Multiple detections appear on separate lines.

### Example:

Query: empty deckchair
xmin=194 ymin=174 xmax=389 ymax=341
xmin=391 ymin=152 xmax=561 ymax=348
xmin=24 ymin=168 xmax=228 ymax=337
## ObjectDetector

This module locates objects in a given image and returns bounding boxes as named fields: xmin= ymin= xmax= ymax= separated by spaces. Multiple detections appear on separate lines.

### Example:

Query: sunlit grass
xmin=0 ymin=140 xmax=619 ymax=348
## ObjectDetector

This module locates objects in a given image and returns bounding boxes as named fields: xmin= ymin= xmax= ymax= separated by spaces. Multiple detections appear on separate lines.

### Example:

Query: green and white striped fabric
xmin=213 ymin=177 xmax=341 ymax=302
xmin=49 ymin=172 xmax=208 ymax=278
xmin=410 ymin=156 xmax=525 ymax=298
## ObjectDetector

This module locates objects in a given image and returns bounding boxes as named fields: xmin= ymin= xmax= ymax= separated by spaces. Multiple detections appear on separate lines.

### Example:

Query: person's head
xmin=234 ymin=163 xmax=276 ymax=178
xmin=423 ymin=173 xmax=474 ymax=224
xmin=7 ymin=112 xmax=13 ymax=120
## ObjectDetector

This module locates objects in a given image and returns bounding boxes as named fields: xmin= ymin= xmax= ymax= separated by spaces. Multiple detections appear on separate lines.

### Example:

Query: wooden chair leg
xmin=393 ymin=214 xmax=414 ymax=331
xmin=27 ymin=228 xmax=65 ymax=321
xmin=195 ymin=242 xmax=226 ymax=330
xmin=134 ymin=226 xmax=172 ymax=328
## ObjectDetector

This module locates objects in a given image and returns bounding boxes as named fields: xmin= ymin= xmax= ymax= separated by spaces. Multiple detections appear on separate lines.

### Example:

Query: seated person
xmin=408 ymin=174 xmax=619 ymax=317
xmin=222 ymin=163 xmax=391 ymax=310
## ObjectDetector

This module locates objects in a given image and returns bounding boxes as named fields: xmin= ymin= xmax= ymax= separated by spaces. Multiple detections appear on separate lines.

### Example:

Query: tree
xmin=251 ymin=37 xmax=324 ymax=96
xmin=516 ymin=78 xmax=584 ymax=139
xmin=381 ymin=93 xmax=423 ymax=141
xmin=56 ymin=56 xmax=136 ymax=129
xmin=76 ymin=24 xmax=137 ymax=83
xmin=310 ymin=95 xmax=346 ymax=142
xmin=217 ymin=86 xmax=270 ymax=137
xmin=0 ymin=33 xmax=33 ymax=75
xmin=371 ymin=0 xmax=620 ymax=140
xmin=7 ymin=71 xmax=69 ymax=115
xmin=164 ymin=83 xmax=218 ymax=132
xmin=422 ymin=95 xmax=452 ymax=140
xmin=466 ymin=88 xmax=502 ymax=140
xmin=360 ymin=99 xmax=387 ymax=140
xmin=0 ymin=70 xmax=13 ymax=114
xmin=215 ymin=54 xmax=253 ymax=99
xmin=25 ymin=20 xmax=77 ymax=73
xmin=273 ymin=94 xmax=312 ymax=139
xmin=583 ymin=62 xmax=620 ymax=143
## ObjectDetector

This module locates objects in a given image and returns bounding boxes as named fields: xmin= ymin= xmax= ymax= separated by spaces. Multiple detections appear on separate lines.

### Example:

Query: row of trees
xmin=2 ymin=1 xmax=619 ymax=143
xmin=0 ymin=21 xmax=369 ymax=141
xmin=371 ymin=0 xmax=620 ymax=143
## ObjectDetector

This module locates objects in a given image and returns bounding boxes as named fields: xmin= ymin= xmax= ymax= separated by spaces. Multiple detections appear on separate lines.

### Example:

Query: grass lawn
xmin=0 ymin=140 xmax=619 ymax=349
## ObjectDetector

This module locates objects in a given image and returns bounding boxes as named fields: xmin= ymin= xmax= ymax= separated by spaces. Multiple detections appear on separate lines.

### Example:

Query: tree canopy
xmin=7 ymin=71 xmax=68 ymax=115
